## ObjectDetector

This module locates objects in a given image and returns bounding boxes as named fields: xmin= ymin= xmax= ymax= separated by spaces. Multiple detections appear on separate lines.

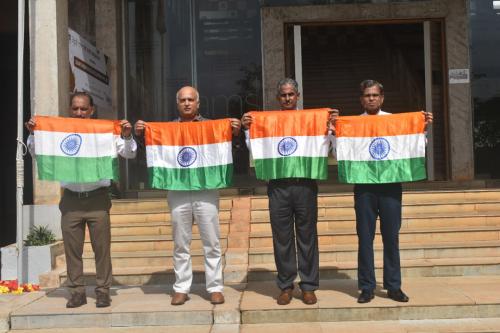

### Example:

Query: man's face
xmin=277 ymin=84 xmax=299 ymax=110
xmin=360 ymin=85 xmax=384 ymax=115
xmin=70 ymin=95 xmax=94 ymax=118
xmin=177 ymin=87 xmax=200 ymax=120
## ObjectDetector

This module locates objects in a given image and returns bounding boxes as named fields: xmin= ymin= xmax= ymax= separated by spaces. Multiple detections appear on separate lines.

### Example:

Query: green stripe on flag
xmin=36 ymin=155 xmax=119 ymax=183
xmin=254 ymin=156 xmax=328 ymax=180
xmin=148 ymin=164 xmax=233 ymax=190
xmin=338 ymin=158 xmax=427 ymax=184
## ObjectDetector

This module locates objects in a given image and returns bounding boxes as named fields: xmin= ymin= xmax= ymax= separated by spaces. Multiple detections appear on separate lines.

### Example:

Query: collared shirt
xmin=361 ymin=109 xmax=390 ymax=116
xmin=173 ymin=114 xmax=207 ymax=122
xmin=27 ymin=134 xmax=137 ymax=192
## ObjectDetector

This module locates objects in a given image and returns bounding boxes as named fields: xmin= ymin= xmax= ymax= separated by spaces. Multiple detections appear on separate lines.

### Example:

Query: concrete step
xmin=9 ymin=276 xmax=500 ymax=330
xmin=250 ymin=189 xmax=500 ymax=209
xmin=83 ymin=234 xmax=229 ymax=253
xmin=250 ymin=214 xmax=500 ymax=233
xmin=248 ymin=257 xmax=500 ymax=281
xmin=239 ymin=319 xmax=500 ymax=333
xmin=248 ymin=240 xmax=500 ymax=264
xmin=251 ymin=202 xmax=500 ymax=221
xmin=110 ymin=197 xmax=233 ymax=214
xmin=9 ymin=284 xmax=242 ymax=330
xmin=106 ymin=220 xmax=230 ymax=237
xmin=240 ymin=277 xmax=500 ymax=324
xmin=60 ymin=264 xmax=228 ymax=286
xmin=110 ymin=209 xmax=231 ymax=224
xmin=249 ymin=226 xmax=500 ymax=248
xmin=82 ymin=248 xmax=227 ymax=269
xmin=10 ymin=326 xmax=216 ymax=333
xmin=12 ymin=319 xmax=500 ymax=333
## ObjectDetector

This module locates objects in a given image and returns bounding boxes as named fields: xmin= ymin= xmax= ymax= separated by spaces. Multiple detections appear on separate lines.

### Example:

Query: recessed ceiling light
xmin=494 ymin=1 xmax=500 ymax=10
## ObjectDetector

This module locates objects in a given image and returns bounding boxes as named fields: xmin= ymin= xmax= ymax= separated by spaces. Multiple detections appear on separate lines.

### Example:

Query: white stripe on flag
xmin=250 ymin=135 xmax=329 ymax=160
xmin=34 ymin=131 xmax=118 ymax=158
xmin=146 ymin=141 xmax=232 ymax=169
xmin=336 ymin=133 xmax=426 ymax=161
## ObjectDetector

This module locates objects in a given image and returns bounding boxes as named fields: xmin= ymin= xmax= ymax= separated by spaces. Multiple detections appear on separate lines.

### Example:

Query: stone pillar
xmin=445 ymin=0 xmax=474 ymax=180
xmin=95 ymin=0 xmax=122 ymax=120
xmin=29 ymin=0 xmax=69 ymax=204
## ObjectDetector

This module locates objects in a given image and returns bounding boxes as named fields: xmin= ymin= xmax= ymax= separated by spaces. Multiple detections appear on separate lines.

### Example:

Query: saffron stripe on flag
xmin=148 ymin=164 xmax=233 ymax=190
xmin=249 ymin=109 xmax=330 ymax=139
xmin=338 ymin=158 xmax=426 ymax=184
xmin=36 ymin=155 xmax=119 ymax=182
xmin=335 ymin=112 xmax=425 ymax=138
xmin=34 ymin=115 xmax=121 ymax=134
xmin=145 ymin=119 xmax=232 ymax=146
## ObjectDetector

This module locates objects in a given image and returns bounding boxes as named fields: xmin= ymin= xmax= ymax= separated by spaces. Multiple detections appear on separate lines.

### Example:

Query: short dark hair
xmin=277 ymin=78 xmax=299 ymax=95
xmin=360 ymin=80 xmax=384 ymax=95
xmin=70 ymin=91 xmax=94 ymax=106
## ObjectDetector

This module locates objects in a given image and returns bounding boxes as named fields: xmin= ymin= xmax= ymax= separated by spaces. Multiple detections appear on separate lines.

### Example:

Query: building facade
xmin=2 ymin=0 xmax=500 ymax=245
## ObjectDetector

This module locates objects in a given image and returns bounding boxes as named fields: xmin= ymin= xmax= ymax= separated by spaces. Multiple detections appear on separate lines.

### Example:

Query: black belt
xmin=64 ymin=187 xmax=109 ymax=199
xmin=270 ymin=178 xmax=316 ymax=184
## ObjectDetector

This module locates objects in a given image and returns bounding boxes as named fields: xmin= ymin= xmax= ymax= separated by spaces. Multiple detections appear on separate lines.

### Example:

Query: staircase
xmin=10 ymin=187 xmax=500 ymax=331
xmin=52 ymin=188 xmax=500 ymax=287
xmin=248 ymin=190 xmax=500 ymax=282
xmin=59 ymin=197 xmax=234 ymax=286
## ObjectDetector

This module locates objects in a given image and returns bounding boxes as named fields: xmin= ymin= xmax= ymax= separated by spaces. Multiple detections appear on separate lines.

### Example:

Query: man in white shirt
xmin=26 ymin=91 xmax=137 ymax=308
xmin=134 ymin=86 xmax=241 ymax=306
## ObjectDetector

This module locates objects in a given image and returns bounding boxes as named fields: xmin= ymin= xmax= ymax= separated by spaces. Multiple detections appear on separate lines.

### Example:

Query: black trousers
xmin=267 ymin=179 xmax=319 ymax=291
xmin=354 ymin=183 xmax=402 ymax=292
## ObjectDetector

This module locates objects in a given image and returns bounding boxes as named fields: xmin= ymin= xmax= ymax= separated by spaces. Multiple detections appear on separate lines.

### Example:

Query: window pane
xmin=470 ymin=0 xmax=500 ymax=178
xmin=125 ymin=0 xmax=262 ymax=189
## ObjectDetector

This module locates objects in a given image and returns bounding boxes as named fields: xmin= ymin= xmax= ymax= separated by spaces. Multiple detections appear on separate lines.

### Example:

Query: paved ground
xmin=7 ymin=319 xmax=500 ymax=333
xmin=0 ymin=291 xmax=46 ymax=332
xmin=2 ymin=276 xmax=500 ymax=332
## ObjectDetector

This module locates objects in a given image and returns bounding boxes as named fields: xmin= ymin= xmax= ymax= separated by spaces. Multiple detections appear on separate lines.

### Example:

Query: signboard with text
xmin=68 ymin=28 xmax=112 ymax=116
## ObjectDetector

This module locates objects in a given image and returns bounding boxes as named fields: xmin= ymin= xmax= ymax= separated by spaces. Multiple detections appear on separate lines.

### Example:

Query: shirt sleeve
xmin=27 ymin=134 xmax=35 ymax=157
xmin=116 ymin=136 xmax=138 ymax=159
xmin=328 ymin=130 xmax=336 ymax=158
xmin=244 ymin=129 xmax=251 ymax=151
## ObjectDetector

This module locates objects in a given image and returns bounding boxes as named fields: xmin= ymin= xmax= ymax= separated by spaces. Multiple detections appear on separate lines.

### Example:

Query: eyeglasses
xmin=363 ymin=93 xmax=381 ymax=98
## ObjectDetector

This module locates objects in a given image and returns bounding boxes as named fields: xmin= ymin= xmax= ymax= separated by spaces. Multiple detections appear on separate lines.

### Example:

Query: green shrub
xmin=24 ymin=225 xmax=56 ymax=246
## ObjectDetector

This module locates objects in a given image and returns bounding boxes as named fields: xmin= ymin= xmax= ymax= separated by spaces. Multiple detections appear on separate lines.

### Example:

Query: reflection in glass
xmin=126 ymin=0 xmax=262 ymax=189
xmin=470 ymin=0 xmax=500 ymax=178
xmin=260 ymin=0 xmax=426 ymax=6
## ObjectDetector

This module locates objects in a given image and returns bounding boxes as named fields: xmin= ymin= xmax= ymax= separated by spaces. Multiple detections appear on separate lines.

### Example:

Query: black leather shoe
xmin=66 ymin=292 xmax=87 ymax=308
xmin=96 ymin=292 xmax=111 ymax=308
xmin=357 ymin=290 xmax=374 ymax=303
xmin=387 ymin=289 xmax=409 ymax=302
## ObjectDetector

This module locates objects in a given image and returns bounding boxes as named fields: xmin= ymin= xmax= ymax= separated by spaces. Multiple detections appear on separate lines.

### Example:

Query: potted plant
xmin=24 ymin=225 xmax=56 ymax=247
xmin=1 ymin=225 xmax=63 ymax=284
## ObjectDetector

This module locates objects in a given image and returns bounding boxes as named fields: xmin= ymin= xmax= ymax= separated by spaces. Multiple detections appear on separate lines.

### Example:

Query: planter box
xmin=1 ymin=241 xmax=64 ymax=284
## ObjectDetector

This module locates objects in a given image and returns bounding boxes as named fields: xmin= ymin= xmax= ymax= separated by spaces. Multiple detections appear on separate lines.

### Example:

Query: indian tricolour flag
xmin=33 ymin=115 xmax=121 ymax=183
xmin=248 ymin=109 xmax=331 ymax=180
xmin=335 ymin=111 xmax=427 ymax=184
xmin=145 ymin=119 xmax=233 ymax=190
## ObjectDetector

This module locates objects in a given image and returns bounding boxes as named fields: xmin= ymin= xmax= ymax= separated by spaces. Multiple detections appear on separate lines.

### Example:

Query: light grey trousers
xmin=167 ymin=189 xmax=223 ymax=294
